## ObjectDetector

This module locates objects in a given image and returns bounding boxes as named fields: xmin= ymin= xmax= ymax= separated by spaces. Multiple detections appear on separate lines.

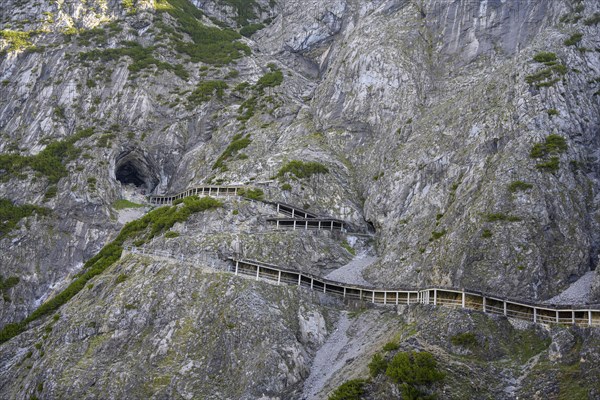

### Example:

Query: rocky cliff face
xmin=1 ymin=0 xmax=600 ymax=398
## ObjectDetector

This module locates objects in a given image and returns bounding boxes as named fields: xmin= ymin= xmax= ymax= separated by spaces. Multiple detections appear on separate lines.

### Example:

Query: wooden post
xmin=298 ymin=274 xmax=301 ymax=286
xmin=589 ymin=311 xmax=592 ymax=327
xmin=556 ymin=310 xmax=559 ymax=323
xmin=235 ymin=261 xmax=239 ymax=275
xmin=293 ymin=220 xmax=297 ymax=230
xmin=292 ymin=209 xmax=295 ymax=218
xmin=533 ymin=308 xmax=537 ymax=323
xmin=330 ymin=221 xmax=334 ymax=231
xmin=461 ymin=291 xmax=465 ymax=308
xmin=503 ymin=301 xmax=507 ymax=316
xmin=384 ymin=291 xmax=387 ymax=305
xmin=216 ymin=187 xmax=220 ymax=196
xmin=256 ymin=266 xmax=260 ymax=281
xmin=318 ymin=221 xmax=321 ymax=230
xmin=433 ymin=289 xmax=437 ymax=306
xmin=277 ymin=271 xmax=281 ymax=285
xmin=372 ymin=291 xmax=375 ymax=303
xmin=482 ymin=297 xmax=486 ymax=313
xmin=276 ymin=220 xmax=280 ymax=229
xmin=310 ymin=278 xmax=314 ymax=290
xmin=572 ymin=311 xmax=575 ymax=325
xmin=343 ymin=287 xmax=346 ymax=298
xmin=359 ymin=289 xmax=362 ymax=301
xmin=323 ymin=283 xmax=326 ymax=293
xmin=277 ymin=203 xmax=280 ymax=214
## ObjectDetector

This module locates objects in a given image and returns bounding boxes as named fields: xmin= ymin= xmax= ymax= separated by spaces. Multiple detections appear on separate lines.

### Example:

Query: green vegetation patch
xmin=0 ymin=199 xmax=50 ymax=237
xmin=276 ymin=160 xmax=329 ymax=180
xmin=218 ymin=0 xmax=259 ymax=26
xmin=188 ymin=80 xmax=228 ymax=104
xmin=532 ymin=52 xmax=557 ymax=63
xmin=450 ymin=332 xmax=478 ymax=347
xmin=526 ymin=54 xmax=568 ymax=88
xmin=485 ymin=213 xmax=521 ymax=222
xmin=584 ymin=13 xmax=600 ymax=25
xmin=0 ymin=127 xmax=94 ymax=184
xmin=327 ymin=379 xmax=366 ymax=400
xmin=564 ymin=33 xmax=583 ymax=47
xmin=240 ymin=23 xmax=265 ymax=37
xmin=212 ymin=134 xmax=252 ymax=170
xmin=155 ymin=0 xmax=251 ymax=65
xmin=530 ymin=134 xmax=567 ymax=172
xmin=368 ymin=352 xmax=388 ymax=377
xmin=237 ymin=188 xmax=264 ymax=201
xmin=341 ymin=240 xmax=356 ymax=256
xmin=508 ymin=180 xmax=533 ymax=193
xmin=256 ymin=69 xmax=283 ymax=92
xmin=113 ymin=199 xmax=145 ymax=210
xmin=0 ymin=275 xmax=21 ymax=301
xmin=386 ymin=351 xmax=445 ymax=399
xmin=0 ymin=30 xmax=34 ymax=52
xmin=0 ymin=196 xmax=221 ymax=344
xmin=79 ymin=41 xmax=176 ymax=78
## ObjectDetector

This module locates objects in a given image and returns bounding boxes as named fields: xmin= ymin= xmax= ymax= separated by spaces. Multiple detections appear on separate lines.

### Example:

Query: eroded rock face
xmin=0 ymin=255 xmax=340 ymax=400
xmin=1 ymin=0 xmax=600 ymax=397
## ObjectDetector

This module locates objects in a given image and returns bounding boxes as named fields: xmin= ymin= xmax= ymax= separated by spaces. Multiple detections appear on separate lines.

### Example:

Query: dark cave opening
xmin=114 ymin=149 xmax=159 ymax=193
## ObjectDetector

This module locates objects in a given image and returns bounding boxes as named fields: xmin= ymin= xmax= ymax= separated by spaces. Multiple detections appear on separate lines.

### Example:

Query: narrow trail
xmin=325 ymin=252 xmax=376 ymax=286
xmin=545 ymin=271 xmax=595 ymax=305
xmin=301 ymin=312 xmax=352 ymax=400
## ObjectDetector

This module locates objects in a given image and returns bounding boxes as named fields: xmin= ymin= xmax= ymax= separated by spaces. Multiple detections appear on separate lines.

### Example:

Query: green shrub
xmin=481 ymin=229 xmax=492 ymax=238
xmin=547 ymin=109 xmax=559 ymax=116
xmin=525 ymin=63 xmax=568 ymax=88
xmin=485 ymin=213 xmax=521 ymax=222
xmin=383 ymin=341 xmax=400 ymax=352
xmin=256 ymin=69 xmax=283 ymax=92
xmin=430 ymin=229 xmax=446 ymax=240
xmin=530 ymin=135 xmax=567 ymax=158
xmin=0 ymin=199 xmax=50 ymax=237
xmin=113 ymin=199 xmax=144 ymax=210
xmin=238 ymin=188 xmax=264 ymax=201
xmin=385 ymin=351 xmax=445 ymax=399
xmin=584 ymin=13 xmax=600 ymax=25
xmin=276 ymin=160 xmax=329 ymax=180
xmin=212 ymin=134 xmax=252 ymax=170
xmin=341 ymin=240 xmax=356 ymax=256
xmin=219 ymin=0 xmax=259 ymax=25
xmin=188 ymin=80 xmax=228 ymax=104
xmin=508 ymin=181 xmax=533 ymax=193
xmin=0 ymin=30 xmax=33 ymax=52
xmin=368 ymin=352 xmax=388 ymax=377
xmin=115 ymin=274 xmax=128 ymax=284
xmin=536 ymin=157 xmax=560 ymax=172
xmin=564 ymin=33 xmax=583 ymax=46
xmin=281 ymin=183 xmax=292 ymax=191
xmin=450 ymin=332 xmax=478 ymax=347
xmin=328 ymin=379 xmax=366 ymax=400
xmin=240 ymin=23 xmax=265 ymax=37
xmin=532 ymin=52 xmax=557 ymax=63
xmin=164 ymin=231 xmax=180 ymax=238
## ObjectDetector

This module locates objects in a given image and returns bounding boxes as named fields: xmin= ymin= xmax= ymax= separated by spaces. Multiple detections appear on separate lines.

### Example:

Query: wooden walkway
xmin=148 ymin=185 xmax=350 ymax=232
xmin=143 ymin=186 xmax=600 ymax=327
xmin=231 ymin=258 xmax=600 ymax=328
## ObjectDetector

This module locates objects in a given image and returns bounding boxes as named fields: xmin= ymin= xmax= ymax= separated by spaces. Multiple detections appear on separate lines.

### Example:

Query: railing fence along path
xmin=230 ymin=258 xmax=600 ymax=328
xmin=148 ymin=185 xmax=351 ymax=233
xmin=142 ymin=186 xmax=599 ymax=328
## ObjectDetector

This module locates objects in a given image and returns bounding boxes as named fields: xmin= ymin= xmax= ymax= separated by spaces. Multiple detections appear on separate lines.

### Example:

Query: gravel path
xmin=117 ymin=208 xmax=146 ymax=224
xmin=325 ymin=252 xmax=376 ymax=286
xmin=301 ymin=312 xmax=352 ymax=400
xmin=544 ymin=271 xmax=596 ymax=305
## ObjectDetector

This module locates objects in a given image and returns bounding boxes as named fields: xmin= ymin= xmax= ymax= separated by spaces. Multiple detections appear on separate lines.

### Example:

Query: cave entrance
xmin=115 ymin=149 xmax=159 ymax=193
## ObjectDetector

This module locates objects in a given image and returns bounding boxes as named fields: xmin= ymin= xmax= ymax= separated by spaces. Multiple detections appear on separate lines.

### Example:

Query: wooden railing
xmin=230 ymin=258 xmax=600 ymax=328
